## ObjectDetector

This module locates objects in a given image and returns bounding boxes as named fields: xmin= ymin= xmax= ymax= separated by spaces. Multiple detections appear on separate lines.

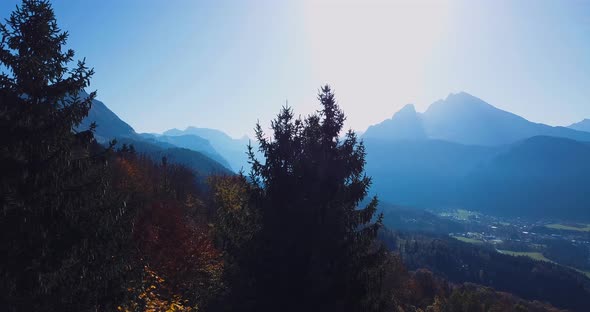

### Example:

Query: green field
xmin=578 ymin=270 xmax=590 ymax=279
xmin=498 ymin=250 xmax=590 ymax=279
xmin=545 ymin=223 xmax=590 ymax=232
xmin=497 ymin=250 xmax=553 ymax=263
xmin=452 ymin=236 xmax=484 ymax=244
xmin=441 ymin=209 xmax=480 ymax=221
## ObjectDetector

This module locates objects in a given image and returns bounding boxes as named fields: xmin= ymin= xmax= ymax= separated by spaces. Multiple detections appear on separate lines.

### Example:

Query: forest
xmin=0 ymin=1 xmax=587 ymax=311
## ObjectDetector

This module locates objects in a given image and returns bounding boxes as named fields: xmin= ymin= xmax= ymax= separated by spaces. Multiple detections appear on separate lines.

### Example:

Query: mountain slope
xmin=164 ymin=127 xmax=251 ymax=172
xmin=141 ymin=134 xmax=231 ymax=170
xmin=77 ymin=91 xmax=139 ymax=143
xmin=422 ymin=92 xmax=590 ymax=145
xmin=569 ymin=119 xmax=590 ymax=132
xmin=363 ymin=104 xmax=426 ymax=140
xmin=79 ymin=93 xmax=232 ymax=176
xmin=114 ymin=137 xmax=231 ymax=177
xmin=364 ymin=138 xmax=499 ymax=208
xmin=460 ymin=136 xmax=590 ymax=219
xmin=365 ymin=135 xmax=590 ymax=220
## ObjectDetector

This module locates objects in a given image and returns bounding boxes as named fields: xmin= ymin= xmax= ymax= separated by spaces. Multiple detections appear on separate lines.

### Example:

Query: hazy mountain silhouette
xmin=140 ymin=134 xmax=231 ymax=169
xmin=364 ymin=138 xmax=499 ymax=209
xmin=363 ymin=104 xmax=427 ymax=140
xmin=163 ymin=127 xmax=251 ymax=172
xmin=568 ymin=119 xmax=590 ymax=132
xmin=460 ymin=136 xmax=590 ymax=219
xmin=79 ymin=93 xmax=232 ymax=176
xmin=365 ymin=92 xmax=590 ymax=145
xmin=114 ymin=137 xmax=231 ymax=177
xmin=365 ymin=135 xmax=590 ymax=220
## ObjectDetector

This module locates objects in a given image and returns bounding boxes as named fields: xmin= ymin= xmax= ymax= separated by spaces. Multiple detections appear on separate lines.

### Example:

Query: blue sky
xmin=1 ymin=0 xmax=589 ymax=138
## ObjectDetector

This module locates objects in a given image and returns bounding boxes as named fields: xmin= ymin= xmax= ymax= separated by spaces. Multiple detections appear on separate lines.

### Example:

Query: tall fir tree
xmin=0 ymin=1 xmax=136 ymax=310
xmin=245 ymin=85 xmax=387 ymax=311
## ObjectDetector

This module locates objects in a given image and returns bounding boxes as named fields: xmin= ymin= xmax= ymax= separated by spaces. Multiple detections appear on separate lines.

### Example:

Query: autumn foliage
xmin=109 ymin=150 xmax=224 ymax=311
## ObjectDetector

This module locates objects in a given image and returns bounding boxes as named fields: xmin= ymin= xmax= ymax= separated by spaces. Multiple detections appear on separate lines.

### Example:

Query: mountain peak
xmin=440 ymin=92 xmax=492 ymax=109
xmin=363 ymin=103 xmax=426 ymax=140
xmin=568 ymin=118 xmax=590 ymax=132
xmin=394 ymin=103 xmax=417 ymax=117
xmin=365 ymin=92 xmax=590 ymax=146
xmin=446 ymin=91 xmax=475 ymax=99
xmin=400 ymin=103 xmax=416 ymax=112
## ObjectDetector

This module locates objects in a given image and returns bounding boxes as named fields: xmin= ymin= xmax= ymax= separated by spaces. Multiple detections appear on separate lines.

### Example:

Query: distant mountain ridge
xmin=163 ymin=127 xmax=252 ymax=172
xmin=363 ymin=92 xmax=590 ymax=220
xmin=569 ymin=119 xmax=590 ymax=132
xmin=364 ymin=92 xmax=590 ymax=145
xmin=364 ymin=104 xmax=427 ymax=141
xmin=365 ymin=135 xmax=590 ymax=220
xmin=140 ymin=133 xmax=232 ymax=169
xmin=79 ymin=92 xmax=232 ymax=176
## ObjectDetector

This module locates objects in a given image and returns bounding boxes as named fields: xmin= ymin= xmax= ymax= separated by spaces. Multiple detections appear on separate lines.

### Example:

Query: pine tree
xmin=0 ymin=1 xmax=136 ymax=310
xmin=246 ymin=85 xmax=387 ymax=311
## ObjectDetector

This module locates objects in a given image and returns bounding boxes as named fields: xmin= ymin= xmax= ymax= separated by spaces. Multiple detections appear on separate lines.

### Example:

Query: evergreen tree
xmin=246 ymin=85 xmax=387 ymax=311
xmin=0 ymin=1 xmax=136 ymax=310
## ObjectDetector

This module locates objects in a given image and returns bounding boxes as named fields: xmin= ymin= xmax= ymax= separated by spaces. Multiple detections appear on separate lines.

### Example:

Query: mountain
xmin=460 ymin=136 xmax=590 ymax=219
xmin=363 ymin=104 xmax=426 ymax=140
xmin=79 ymin=93 xmax=232 ymax=176
xmin=163 ymin=127 xmax=251 ymax=172
xmin=364 ymin=92 xmax=590 ymax=146
xmin=141 ymin=134 xmax=232 ymax=170
xmin=365 ymin=135 xmax=590 ymax=220
xmin=76 ymin=91 xmax=139 ymax=143
xmin=114 ymin=137 xmax=231 ymax=177
xmin=364 ymin=138 xmax=499 ymax=209
xmin=569 ymin=119 xmax=590 ymax=132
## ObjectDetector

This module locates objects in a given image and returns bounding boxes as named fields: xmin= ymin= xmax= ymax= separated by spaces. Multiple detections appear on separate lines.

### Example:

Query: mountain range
xmin=364 ymin=92 xmax=590 ymax=145
xmin=80 ymin=90 xmax=590 ymax=220
xmin=162 ymin=127 xmax=251 ymax=172
xmin=363 ymin=92 xmax=590 ymax=220
xmin=78 ymin=92 xmax=233 ymax=176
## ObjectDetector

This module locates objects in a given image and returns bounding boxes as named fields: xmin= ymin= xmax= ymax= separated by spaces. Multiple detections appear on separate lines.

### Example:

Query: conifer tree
xmin=246 ymin=85 xmax=387 ymax=311
xmin=0 ymin=1 xmax=136 ymax=310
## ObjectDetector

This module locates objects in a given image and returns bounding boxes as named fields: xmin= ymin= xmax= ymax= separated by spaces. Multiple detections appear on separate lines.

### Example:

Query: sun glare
xmin=303 ymin=0 xmax=451 ymax=130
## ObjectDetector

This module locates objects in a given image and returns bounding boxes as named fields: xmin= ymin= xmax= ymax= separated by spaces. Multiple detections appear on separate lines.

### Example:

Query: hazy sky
xmin=1 ymin=0 xmax=589 ymax=138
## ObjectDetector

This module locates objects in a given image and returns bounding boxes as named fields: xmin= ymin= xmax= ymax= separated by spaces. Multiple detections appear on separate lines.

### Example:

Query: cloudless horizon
xmin=1 ymin=0 xmax=589 ymax=138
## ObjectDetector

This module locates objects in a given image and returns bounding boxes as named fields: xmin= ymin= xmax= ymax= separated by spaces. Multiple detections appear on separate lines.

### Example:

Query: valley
xmin=388 ymin=206 xmax=590 ymax=279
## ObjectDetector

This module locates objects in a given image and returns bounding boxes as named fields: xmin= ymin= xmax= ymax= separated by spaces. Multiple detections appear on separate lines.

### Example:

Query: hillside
xmin=364 ymin=138 xmax=499 ymax=208
xmin=141 ymin=134 xmax=232 ymax=170
xmin=164 ymin=127 xmax=251 ymax=172
xmin=459 ymin=136 xmax=590 ymax=219
xmin=79 ymin=93 xmax=232 ymax=176
xmin=365 ymin=136 xmax=590 ymax=220
xmin=569 ymin=119 xmax=590 ymax=132
xmin=114 ymin=137 xmax=232 ymax=177
xmin=382 ymin=229 xmax=590 ymax=311
xmin=76 ymin=91 xmax=139 ymax=143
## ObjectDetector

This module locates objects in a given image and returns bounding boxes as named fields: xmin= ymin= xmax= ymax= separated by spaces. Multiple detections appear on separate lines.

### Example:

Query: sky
xmin=1 ymin=0 xmax=589 ymax=138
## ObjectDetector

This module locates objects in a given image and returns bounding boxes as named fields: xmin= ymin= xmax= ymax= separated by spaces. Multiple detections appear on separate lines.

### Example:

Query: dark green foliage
xmin=386 ymin=230 xmax=590 ymax=311
xmin=240 ymin=86 xmax=387 ymax=311
xmin=115 ymin=137 xmax=233 ymax=178
xmin=0 ymin=1 xmax=136 ymax=310
xmin=208 ymin=175 xmax=261 ymax=311
xmin=377 ymin=253 xmax=561 ymax=312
